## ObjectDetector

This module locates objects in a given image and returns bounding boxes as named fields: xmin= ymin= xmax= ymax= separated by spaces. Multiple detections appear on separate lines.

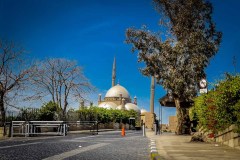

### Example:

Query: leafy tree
xmin=67 ymin=108 xmax=79 ymax=121
xmin=126 ymin=0 xmax=222 ymax=134
xmin=0 ymin=40 xmax=32 ymax=126
xmin=38 ymin=101 xmax=58 ymax=121
xmin=77 ymin=107 xmax=139 ymax=124
xmin=78 ymin=107 xmax=101 ymax=122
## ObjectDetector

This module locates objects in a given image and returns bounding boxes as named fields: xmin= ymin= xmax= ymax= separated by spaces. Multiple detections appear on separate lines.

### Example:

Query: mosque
xmin=97 ymin=58 xmax=156 ymax=129
xmin=98 ymin=57 xmax=140 ymax=112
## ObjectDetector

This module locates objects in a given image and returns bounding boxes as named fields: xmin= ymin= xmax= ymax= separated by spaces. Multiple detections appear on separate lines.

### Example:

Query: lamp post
xmin=158 ymin=105 xmax=160 ymax=135
xmin=158 ymin=103 xmax=163 ymax=135
xmin=161 ymin=104 xmax=162 ymax=134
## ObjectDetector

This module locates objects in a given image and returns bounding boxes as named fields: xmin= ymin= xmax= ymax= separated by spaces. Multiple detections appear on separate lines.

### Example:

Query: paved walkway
xmin=146 ymin=130 xmax=240 ymax=160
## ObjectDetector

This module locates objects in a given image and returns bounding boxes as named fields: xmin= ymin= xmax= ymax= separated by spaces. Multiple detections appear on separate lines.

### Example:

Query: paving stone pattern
xmin=0 ymin=131 xmax=149 ymax=160
xmin=146 ymin=129 xmax=240 ymax=160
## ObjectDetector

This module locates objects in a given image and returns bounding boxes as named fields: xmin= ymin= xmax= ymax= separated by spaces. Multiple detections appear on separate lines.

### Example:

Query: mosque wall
xmin=103 ymin=97 xmax=131 ymax=106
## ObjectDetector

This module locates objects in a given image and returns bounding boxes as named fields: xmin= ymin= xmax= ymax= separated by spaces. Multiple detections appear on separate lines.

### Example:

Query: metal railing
xmin=10 ymin=120 xmax=100 ymax=137
xmin=11 ymin=121 xmax=67 ymax=137
xmin=11 ymin=121 xmax=26 ymax=137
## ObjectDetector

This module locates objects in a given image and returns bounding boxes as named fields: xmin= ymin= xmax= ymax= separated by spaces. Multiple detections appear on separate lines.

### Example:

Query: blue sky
xmin=0 ymin=0 xmax=240 ymax=124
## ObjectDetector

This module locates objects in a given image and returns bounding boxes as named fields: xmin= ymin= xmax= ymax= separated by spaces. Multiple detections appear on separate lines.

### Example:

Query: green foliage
xmin=38 ymin=101 xmax=58 ymax=121
xmin=8 ymin=105 xmax=139 ymax=125
xmin=15 ymin=108 xmax=40 ymax=121
xmin=232 ymin=100 xmax=240 ymax=133
xmin=151 ymin=152 xmax=161 ymax=160
xmin=66 ymin=108 xmax=79 ymax=121
xmin=76 ymin=107 xmax=139 ymax=124
xmin=192 ymin=74 xmax=240 ymax=133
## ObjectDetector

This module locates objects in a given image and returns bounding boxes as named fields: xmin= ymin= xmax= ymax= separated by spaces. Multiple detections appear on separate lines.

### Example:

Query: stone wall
xmin=161 ymin=124 xmax=169 ymax=131
xmin=215 ymin=124 xmax=240 ymax=149
xmin=168 ymin=116 xmax=177 ymax=132
xmin=141 ymin=112 xmax=155 ymax=129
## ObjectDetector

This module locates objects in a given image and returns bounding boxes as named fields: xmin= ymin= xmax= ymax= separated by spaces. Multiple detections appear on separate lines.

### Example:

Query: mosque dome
xmin=125 ymin=103 xmax=140 ymax=112
xmin=140 ymin=109 xmax=148 ymax=114
xmin=105 ymin=84 xmax=130 ymax=98
xmin=116 ymin=103 xmax=140 ymax=112
xmin=98 ymin=102 xmax=117 ymax=109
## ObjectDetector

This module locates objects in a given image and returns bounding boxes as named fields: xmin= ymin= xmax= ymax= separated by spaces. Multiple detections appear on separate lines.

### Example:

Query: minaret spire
xmin=150 ymin=76 xmax=155 ymax=113
xmin=112 ymin=57 xmax=116 ymax=87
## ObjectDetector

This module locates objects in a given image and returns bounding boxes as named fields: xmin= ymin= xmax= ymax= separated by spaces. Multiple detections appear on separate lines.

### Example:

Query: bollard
xmin=154 ymin=123 xmax=157 ymax=135
xmin=142 ymin=124 xmax=146 ymax=137
xmin=121 ymin=127 xmax=125 ymax=137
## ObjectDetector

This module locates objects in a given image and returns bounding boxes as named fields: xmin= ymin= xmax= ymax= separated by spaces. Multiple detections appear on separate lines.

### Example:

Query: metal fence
xmin=8 ymin=120 xmax=98 ymax=137
xmin=10 ymin=121 xmax=67 ymax=137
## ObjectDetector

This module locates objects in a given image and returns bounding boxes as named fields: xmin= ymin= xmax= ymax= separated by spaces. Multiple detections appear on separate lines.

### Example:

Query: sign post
xmin=199 ymin=79 xmax=208 ymax=94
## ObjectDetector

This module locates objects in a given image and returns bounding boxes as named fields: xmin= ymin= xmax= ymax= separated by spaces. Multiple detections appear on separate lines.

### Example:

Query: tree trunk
xmin=62 ymin=109 xmax=66 ymax=121
xmin=0 ymin=93 xmax=5 ymax=126
xmin=174 ymin=98 xmax=191 ymax=135
xmin=174 ymin=98 xmax=185 ymax=135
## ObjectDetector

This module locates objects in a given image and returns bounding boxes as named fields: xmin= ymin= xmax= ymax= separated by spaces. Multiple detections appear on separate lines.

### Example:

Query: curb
xmin=149 ymin=139 xmax=161 ymax=160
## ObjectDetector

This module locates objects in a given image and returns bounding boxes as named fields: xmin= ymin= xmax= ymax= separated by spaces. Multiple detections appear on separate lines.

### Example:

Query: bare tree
xmin=0 ymin=39 xmax=32 ymax=126
xmin=31 ymin=58 xmax=94 ymax=120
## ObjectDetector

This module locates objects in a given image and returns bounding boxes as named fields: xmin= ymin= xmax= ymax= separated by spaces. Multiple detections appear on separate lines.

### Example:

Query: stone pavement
xmin=146 ymin=129 xmax=240 ymax=160
xmin=0 ymin=130 xmax=149 ymax=160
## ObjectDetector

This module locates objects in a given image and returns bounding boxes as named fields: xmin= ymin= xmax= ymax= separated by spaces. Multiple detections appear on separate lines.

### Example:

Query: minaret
xmin=121 ymin=98 xmax=125 ymax=110
xmin=112 ymin=57 xmax=116 ymax=87
xmin=98 ymin=94 xmax=102 ymax=103
xmin=150 ymin=76 xmax=155 ymax=113
xmin=134 ymin=96 xmax=137 ymax=105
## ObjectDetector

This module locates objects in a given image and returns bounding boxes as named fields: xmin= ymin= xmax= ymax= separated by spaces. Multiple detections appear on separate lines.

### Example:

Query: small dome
xmin=98 ymin=102 xmax=117 ymax=109
xmin=117 ymin=103 xmax=140 ymax=112
xmin=125 ymin=103 xmax=140 ymax=112
xmin=105 ymin=84 xmax=130 ymax=98
xmin=141 ymin=109 xmax=148 ymax=114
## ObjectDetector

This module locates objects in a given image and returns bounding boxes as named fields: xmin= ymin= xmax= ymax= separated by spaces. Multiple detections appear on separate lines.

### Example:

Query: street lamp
xmin=161 ymin=104 xmax=162 ymax=134
xmin=158 ymin=104 xmax=160 ymax=135
xmin=158 ymin=102 xmax=163 ymax=135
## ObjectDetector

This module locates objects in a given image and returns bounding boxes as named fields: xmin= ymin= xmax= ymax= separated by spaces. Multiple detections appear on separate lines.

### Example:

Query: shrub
xmin=191 ymin=74 xmax=240 ymax=133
